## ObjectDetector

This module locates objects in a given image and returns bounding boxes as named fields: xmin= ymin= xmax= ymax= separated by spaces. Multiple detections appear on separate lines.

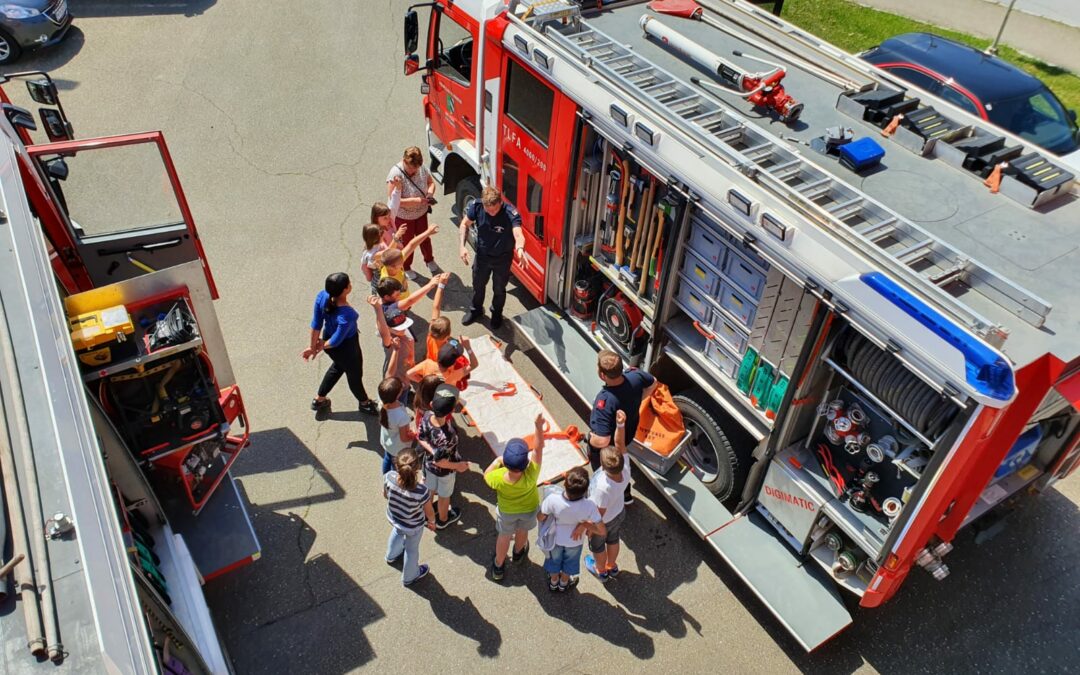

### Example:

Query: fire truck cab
xmin=0 ymin=73 xmax=256 ymax=673
xmin=405 ymin=0 xmax=1080 ymax=650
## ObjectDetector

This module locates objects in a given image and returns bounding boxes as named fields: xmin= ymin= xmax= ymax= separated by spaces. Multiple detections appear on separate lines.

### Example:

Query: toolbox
xmin=69 ymin=305 xmax=137 ymax=367
xmin=838 ymin=138 xmax=885 ymax=172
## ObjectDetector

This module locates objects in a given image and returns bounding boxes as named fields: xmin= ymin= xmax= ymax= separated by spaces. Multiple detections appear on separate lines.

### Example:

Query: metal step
xmin=542 ymin=19 xmax=1052 ymax=337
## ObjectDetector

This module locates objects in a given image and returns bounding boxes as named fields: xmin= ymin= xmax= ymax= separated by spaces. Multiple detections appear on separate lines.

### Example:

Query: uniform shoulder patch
xmin=596 ymin=398 xmax=606 ymax=410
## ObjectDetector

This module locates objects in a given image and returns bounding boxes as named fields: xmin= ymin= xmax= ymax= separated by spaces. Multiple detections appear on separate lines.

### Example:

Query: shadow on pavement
xmin=204 ymin=483 xmax=382 ymax=674
xmin=409 ymin=576 xmax=503 ymax=658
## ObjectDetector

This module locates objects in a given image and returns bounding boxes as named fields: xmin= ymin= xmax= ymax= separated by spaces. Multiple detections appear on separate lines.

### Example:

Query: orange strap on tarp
xmin=636 ymin=383 xmax=686 ymax=456
xmin=523 ymin=424 xmax=582 ymax=448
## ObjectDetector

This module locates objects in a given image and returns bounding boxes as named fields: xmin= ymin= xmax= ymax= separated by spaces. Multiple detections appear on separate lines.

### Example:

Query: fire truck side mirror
xmin=404 ymin=54 xmax=421 ymax=77
xmin=26 ymin=78 xmax=59 ymax=106
xmin=404 ymin=10 xmax=419 ymax=56
xmin=39 ymin=108 xmax=73 ymax=142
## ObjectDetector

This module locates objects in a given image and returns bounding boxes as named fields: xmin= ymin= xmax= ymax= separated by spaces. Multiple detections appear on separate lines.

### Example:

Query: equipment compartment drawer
xmin=710 ymin=313 xmax=749 ymax=354
xmin=689 ymin=219 xmax=727 ymax=268
xmin=681 ymin=251 xmax=721 ymax=295
xmin=724 ymin=254 xmax=768 ymax=300
xmin=705 ymin=339 xmax=740 ymax=379
xmin=676 ymin=278 xmax=711 ymax=323
xmin=717 ymin=282 xmax=757 ymax=328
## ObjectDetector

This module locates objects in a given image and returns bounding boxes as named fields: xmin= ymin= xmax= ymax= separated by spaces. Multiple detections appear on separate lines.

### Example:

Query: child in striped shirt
xmin=384 ymin=448 xmax=436 ymax=586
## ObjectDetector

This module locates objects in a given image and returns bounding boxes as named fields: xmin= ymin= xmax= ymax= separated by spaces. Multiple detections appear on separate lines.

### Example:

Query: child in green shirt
xmin=483 ymin=413 xmax=546 ymax=582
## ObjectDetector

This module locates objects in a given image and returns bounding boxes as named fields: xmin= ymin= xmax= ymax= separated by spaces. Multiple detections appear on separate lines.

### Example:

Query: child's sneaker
xmin=557 ymin=578 xmax=569 ymax=592
xmin=403 ymin=564 xmax=430 ymax=587
xmin=512 ymin=542 xmax=530 ymax=564
xmin=491 ymin=557 xmax=506 ymax=582
xmin=606 ymin=565 xmax=621 ymax=578
xmin=436 ymin=507 xmax=461 ymax=529
xmin=584 ymin=555 xmax=610 ymax=583
xmin=548 ymin=578 xmax=560 ymax=592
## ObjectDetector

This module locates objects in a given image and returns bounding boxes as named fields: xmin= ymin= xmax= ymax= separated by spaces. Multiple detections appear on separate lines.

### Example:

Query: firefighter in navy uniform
xmin=458 ymin=186 xmax=525 ymax=330
xmin=589 ymin=350 xmax=657 ymax=505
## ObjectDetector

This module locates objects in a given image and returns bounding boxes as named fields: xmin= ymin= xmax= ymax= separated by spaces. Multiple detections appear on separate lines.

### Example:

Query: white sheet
xmin=460 ymin=335 xmax=587 ymax=484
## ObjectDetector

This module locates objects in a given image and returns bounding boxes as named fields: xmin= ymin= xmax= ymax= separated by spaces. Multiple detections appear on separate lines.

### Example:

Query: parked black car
xmin=861 ymin=32 xmax=1079 ymax=163
xmin=0 ymin=0 xmax=72 ymax=64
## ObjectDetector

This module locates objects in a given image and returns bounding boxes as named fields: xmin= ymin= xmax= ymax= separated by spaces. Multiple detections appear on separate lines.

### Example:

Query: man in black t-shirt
xmin=589 ymin=350 xmax=657 ymax=505
xmin=458 ymin=186 xmax=524 ymax=330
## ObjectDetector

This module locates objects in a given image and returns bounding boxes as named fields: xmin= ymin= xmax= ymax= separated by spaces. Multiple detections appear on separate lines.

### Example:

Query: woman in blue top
xmin=302 ymin=272 xmax=378 ymax=415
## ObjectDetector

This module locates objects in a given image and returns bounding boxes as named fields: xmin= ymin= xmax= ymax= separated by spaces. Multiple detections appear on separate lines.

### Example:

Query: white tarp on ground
xmin=460 ymin=335 xmax=587 ymax=484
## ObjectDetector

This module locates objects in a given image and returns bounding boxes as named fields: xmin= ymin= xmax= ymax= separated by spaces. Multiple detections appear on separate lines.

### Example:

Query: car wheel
xmin=454 ymin=175 xmax=482 ymax=251
xmin=0 ymin=29 xmax=22 ymax=65
xmin=674 ymin=391 xmax=739 ymax=499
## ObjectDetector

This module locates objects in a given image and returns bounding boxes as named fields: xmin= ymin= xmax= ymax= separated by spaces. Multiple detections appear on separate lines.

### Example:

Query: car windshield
xmin=985 ymin=89 xmax=1078 ymax=154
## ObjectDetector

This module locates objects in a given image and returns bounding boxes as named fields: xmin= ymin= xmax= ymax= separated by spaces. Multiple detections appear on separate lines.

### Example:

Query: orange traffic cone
xmin=983 ymin=162 xmax=1007 ymax=193
xmin=881 ymin=113 xmax=903 ymax=137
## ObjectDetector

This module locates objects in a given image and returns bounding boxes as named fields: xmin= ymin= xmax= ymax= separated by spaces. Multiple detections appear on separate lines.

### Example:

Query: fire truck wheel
xmin=0 ymin=29 xmax=22 ymax=65
xmin=454 ymin=175 xmax=482 ymax=251
xmin=673 ymin=391 xmax=739 ymax=499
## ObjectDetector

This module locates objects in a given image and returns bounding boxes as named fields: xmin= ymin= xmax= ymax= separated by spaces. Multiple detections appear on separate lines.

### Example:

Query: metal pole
xmin=987 ymin=0 xmax=1018 ymax=55
xmin=0 ymin=309 xmax=60 ymax=660
xmin=0 ymin=390 xmax=45 ymax=655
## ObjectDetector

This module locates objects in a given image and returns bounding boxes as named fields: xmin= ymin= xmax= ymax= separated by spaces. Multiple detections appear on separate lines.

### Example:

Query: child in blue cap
xmin=483 ymin=413 xmax=546 ymax=581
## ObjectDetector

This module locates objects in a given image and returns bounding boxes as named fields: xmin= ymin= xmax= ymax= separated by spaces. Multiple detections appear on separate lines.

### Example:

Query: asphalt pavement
xmin=16 ymin=1 xmax=1080 ymax=673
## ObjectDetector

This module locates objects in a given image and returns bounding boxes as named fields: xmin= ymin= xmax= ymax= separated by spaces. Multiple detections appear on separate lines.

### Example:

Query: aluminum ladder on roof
xmin=536 ymin=18 xmax=1052 ymax=341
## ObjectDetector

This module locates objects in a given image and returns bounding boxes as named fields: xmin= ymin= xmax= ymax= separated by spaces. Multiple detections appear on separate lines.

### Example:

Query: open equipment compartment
xmin=558 ymin=120 xmax=686 ymax=367
xmin=753 ymin=317 xmax=970 ymax=594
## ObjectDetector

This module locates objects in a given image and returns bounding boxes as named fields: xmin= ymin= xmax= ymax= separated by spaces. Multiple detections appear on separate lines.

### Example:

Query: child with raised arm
xmin=537 ymin=466 xmax=605 ymax=592
xmin=379 ymin=222 xmax=440 ymax=300
xmin=484 ymin=413 xmax=547 ymax=582
xmin=585 ymin=410 xmax=630 ymax=582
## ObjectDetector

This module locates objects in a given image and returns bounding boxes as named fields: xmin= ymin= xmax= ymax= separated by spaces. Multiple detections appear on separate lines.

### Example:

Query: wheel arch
xmin=441 ymin=151 xmax=479 ymax=196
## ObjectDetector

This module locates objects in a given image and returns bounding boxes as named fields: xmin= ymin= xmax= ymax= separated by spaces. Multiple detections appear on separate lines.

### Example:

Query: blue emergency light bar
xmin=861 ymin=272 xmax=1015 ymax=402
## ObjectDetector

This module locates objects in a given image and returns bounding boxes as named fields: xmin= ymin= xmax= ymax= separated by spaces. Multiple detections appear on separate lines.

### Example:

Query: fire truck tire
xmin=0 ymin=29 xmax=22 ymax=65
xmin=455 ymin=175 xmax=482 ymax=251
xmin=673 ymin=391 xmax=739 ymax=499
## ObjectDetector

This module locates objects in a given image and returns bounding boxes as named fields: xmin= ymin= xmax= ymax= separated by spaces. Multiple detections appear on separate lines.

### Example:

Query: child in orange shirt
xmin=408 ymin=336 xmax=478 ymax=391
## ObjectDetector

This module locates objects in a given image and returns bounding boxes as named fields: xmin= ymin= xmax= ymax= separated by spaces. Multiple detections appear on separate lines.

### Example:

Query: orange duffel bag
xmin=635 ymin=383 xmax=686 ymax=456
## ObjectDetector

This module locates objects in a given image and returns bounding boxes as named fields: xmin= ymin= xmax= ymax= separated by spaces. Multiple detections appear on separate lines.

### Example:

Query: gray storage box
xmin=689 ymin=219 xmax=727 ymax=268
xmin=710 ymin=311 xmax=749 ymax=354
xmin=681 ymin=251 xmax=721 ymax=295
xmin=676 ymin=277 xmax=711 ymax=323
xmin=724 ymin=252 xmax=768 ymax=300
xmin=629 ymin=429 xmax=692 ymax=475
xmin=717 ymin=281 xmax=757 ymax=328
xmin=705 ymin=338 xmax=740 ymax=379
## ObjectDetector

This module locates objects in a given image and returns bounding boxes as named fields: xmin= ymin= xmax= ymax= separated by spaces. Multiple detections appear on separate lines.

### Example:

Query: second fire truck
xmin=403 ymin=0 xmax=1080 ymax=650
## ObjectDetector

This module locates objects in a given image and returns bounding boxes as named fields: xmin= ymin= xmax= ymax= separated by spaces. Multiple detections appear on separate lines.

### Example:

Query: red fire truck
xmin=403 ymin=0 xmax=1080 ymax=650
xmin=0 ymin=73 xmax=256 ymax=672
